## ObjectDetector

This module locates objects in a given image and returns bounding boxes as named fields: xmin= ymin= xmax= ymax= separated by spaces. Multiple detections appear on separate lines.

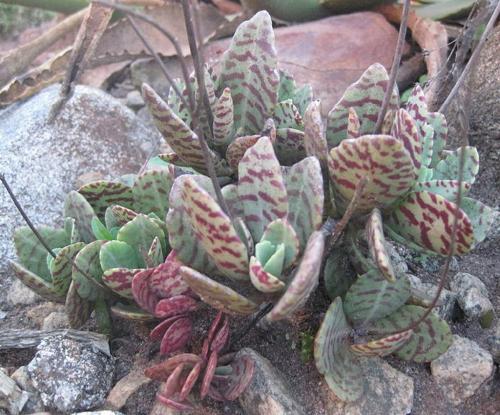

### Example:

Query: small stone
xmin=27 ymin=334 xmax=114 ymax=413
xmin=322 ymin=357 xmax=414 ymax=415
xmin=0 ymin=368 xmax=29 ymax=415
xmin=10 ymin=366 xmax=44 ymax=413
xmin=407 ymin=275 xmax=457 ymax=320
xmin=236 ymin=348 xmax=306 ymax=415
xmin=42 ymin=312 xmax=70 ymax=330
xmin=125 ymin=90 xmax=145 ymax=110
xmin=26 ymin=302 xmax=65 ymax=328
xmin=449 ymin=273 xmax=492 ymax=321
xmin=0 ymin=310 xmax=6 ymax=320
xmin=385 ymin=242 xmax=408 ymax=275
xmin=431 ymin=335 xmax=494 ymax=405
xmin=486 ymin=320 xmax=500 ymax=364
xmin=450 ymin=272 xmax=488 ymax=297
xmin=7 ymin=280 xmax=41 ymax=306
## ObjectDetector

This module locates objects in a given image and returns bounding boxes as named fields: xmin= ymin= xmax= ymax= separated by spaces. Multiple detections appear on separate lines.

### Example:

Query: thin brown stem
xmin=374 ymin=0 xmax=411 ymax=134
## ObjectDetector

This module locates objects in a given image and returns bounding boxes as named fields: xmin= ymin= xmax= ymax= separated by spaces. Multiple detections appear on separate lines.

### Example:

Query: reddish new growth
xmin=144 ymin=311 xmax=255 ymax=411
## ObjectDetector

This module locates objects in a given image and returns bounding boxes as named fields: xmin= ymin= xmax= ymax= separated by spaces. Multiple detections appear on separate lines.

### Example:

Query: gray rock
xmin=322 ymin=358 xmax=414 ymax=415
xmin=10 ymin=366 xmax=44 ymax=413
xmin=449 ymin=272 xmax=493 ymax=321
xmin=430 ymin=335 xmax=494 ymax=405
xmin=0 ymin=84 xmax=162 ymax=307
xmin=486 ymin=320 xmax=500 ymax=364
xmin=385 ymin=242 xmax=408 ymax=275
xmin=0 ymin=368 xmax=29 ymax=415
xmin=72 ymin=412 xmax=125 ymax=415
xmin=41 ymin=312 xmax=69 ymax=331
xmin=407 ymin=275 xmax=457 ymax=320
xmin=27 ymin=334 xmax=114 ymax=413
xmin=6 ymin=279 xmax=41 ymax=306
xmin=125 ymin=90 xmax=145 ymax=110
xmin=0 ymin=310 xmax=6 ymax=320
xmin=26 ymin=302 xmax=65 ymax=328
xmin=236 ymin=348 xmax=306 ymax=415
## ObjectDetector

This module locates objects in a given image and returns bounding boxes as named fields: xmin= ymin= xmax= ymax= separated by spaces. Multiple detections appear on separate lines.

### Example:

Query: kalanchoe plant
xmin=145 ymin=311 xmax=254 ymax=411
xmin=142 ymin=11 xmax=313 ymax=177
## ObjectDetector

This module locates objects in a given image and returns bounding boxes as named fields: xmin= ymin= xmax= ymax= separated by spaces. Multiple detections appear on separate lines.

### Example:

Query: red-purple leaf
xmin=221 ymin=355 xmax=255 ymax=401
xmin=156 ymin=394 xmax=194 ymax=411
xmin=179 ymin=361 xmax=203 ymax=402
xmin=131 ymin=268 xmax=157 ymax=314
xmin=145 ymin=354 xmax=202 ymax=381
xmin=200 ymin=351 xmax=218 ymax=399
xmin=149 ymin=315 xmax=184 ymax=341
xmin=149 ymin=251 xmax=192 ymax=298
xmin=226 ymin=135 xmax=260 ymax=170
xmin=161 ymin=364 xmax=185 ymax=398
xmin=211 ymin=316 xmax=230 ymax=353
xmin=391 ymin=108 xmax=421 ymax=170
xmin=102 ymin=268 xmax=140 ymax=299
xmin=154 ymin=295 xmax=199 ymax=319
xmin=160 ymin=317 xmax=192 ymax=356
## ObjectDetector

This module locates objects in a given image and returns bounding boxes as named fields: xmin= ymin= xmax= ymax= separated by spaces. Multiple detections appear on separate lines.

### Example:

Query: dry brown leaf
xmin=106 ymin=365 xmax=152 ymax=410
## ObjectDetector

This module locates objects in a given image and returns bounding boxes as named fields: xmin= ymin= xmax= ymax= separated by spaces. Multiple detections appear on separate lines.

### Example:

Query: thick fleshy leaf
xmin=102 ymin=268 xmax=139 ymax=299
xmin=111 ymin=205 xmax=137 ymax=226
xmin=167 ymin=77 xmax=192 ymax=126
xmin=201 ymin=351 xmax=218 ymax=399
xmin=267 ymin=230 xmax=325 ymax=321
xmin=10 ymin=261 xmax=62 ymax=302
xmin=282 ymin=157 xmax=324 ymax=248
xmin=50 ymin=242 xmax=86 ymax=296
xmin=222 ymin=184 xmax=244 ymax=217
xmin=326 ymin=63 xmax=398 ymax=147
xmin=218 ymin=355 xmax=255 ymax=401
xmin=328 ymin=135 xmax=416 ymax=212
xmin=72 ymin=240 xmax=107 ymax=302
xmin=78 ymin=181 xmax=133 ymax=218
xmin=160 ymin=317 xmax=192 ymax=355
xmin=149 ymin=251 xmax=192 ymax=298
xmin=238 ymin=136 xmax=288 ymax=241
xmin=417 ymin=124 xmax=435 ymax=176
xmin=142 ymin=83 xmax=220 ymax=174
xmin=110 ymin=303 xmax=155 ymax=321
xmin=365 ymin=208 xmax=395 ymax=282
xmin=277 ymin=70 xmax=296 ymax=101
xmin=432 ymin=147 xmax=479 ymax=184
xmin=391 ymin=109 xmax=421 ymax=170
xmin=370 ymin=305 xmax=453 ymax=362
xmin=132 ymin=268 xmax=157 ymax=314
xmin=226 ymin=135 xmax=260 ymax=171
xmin=179 ymin=361 xmax=203 ymax=402
xmin=211 ymin=316 xmax=230 ymax=353
xmin=13 ymin=226 xmax=69 ymax=281
xmin=323 ymin=248 xmax=355 ymax=301
xmin=219 ymin=11 xmax=279 ymax=135
xmin=161 ymin=364 xmax=185 ymax=398
xmin=314 ymin=297 xmax=364 ymax=402
xmin=260 ymin=219 xmax=299 ymax=269
xmin=460 ymin=197 xmax=496 ymax=245
xmin=91 ymin=217 xmax=113 ymax=241
xmin=155 ymin=295 xmax=198 ymax=319
xmin=181 ymin=176 xmax=249 ymax=280
xmin=180 ymin=266 xmax=259 ymax=315
xmin=387 ymin=191 xmax=474 ymax=255
xmin=65 ymin=280 xmax=92 ymax=328
xmin=212 ymin=87 xmax=234 ymax=145
xmin=145 ymin=353 xmax=202 ymax=381
xmin=156 ymin=395 xmax=194 ymax=412
xmin=346 ymin=107 xmax=360 ymax=139
xmin=64 ymin=217 xmax=81 ymax=244
xmin=343 ymin=269 xmax=411 ymax=326
xmin=293 ymin=84 xmax=313 ymax=115
xmin=146 ymin=237 xmax=163 ymax=268
xmin=274 ymin=128 xmax=306 ymax=165
xmin=150 ymin=315 xmax=184 ymax=341
xmin=132 ymin=167 xmax=174 ymax=218
xmin=272 ymin=100 xmax=303 ymax=130
xmin=99 ymin=241 xmax=141 ymax=271
xmin=117 ymin=214 xmax=166 ymax=266
xmin=64 ymin=191 xmax=97 ymax=243
xmin=304 ymin=100 xmax=328 ymax=164
xmin=249 ymin=256 xmax=285 ymax=293
xmin=350 ymin=330 xmax=413 ymax=357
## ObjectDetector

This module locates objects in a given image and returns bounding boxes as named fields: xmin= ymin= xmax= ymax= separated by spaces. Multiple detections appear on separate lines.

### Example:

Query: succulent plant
xmin=142 ymin=11 xmax=313 ymax=177
xmin=145 ymin=311 xmax=254 ymax=410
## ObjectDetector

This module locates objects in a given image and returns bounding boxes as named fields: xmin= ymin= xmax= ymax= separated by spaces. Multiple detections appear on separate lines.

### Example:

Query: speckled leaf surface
xmin=328 ymin=135 xmax=416 ymax=212
xmin=221 ymin=184 xmax=244 ymax=217
xmin=413 ymin=180 xmax=470 ymax=201
xmin=72 ymin=240 xmax=106 ymax=302
xmin=212 ymin=87 xmax=234 ymax=145
xmin=10 ymin=261 xmax=63 ymax=302
xmin=110 ymin=205 xmax=137 ymax=226
xmin=272 ymin=100 xmax=303 ymax=130
xmin=238 ymin=137 xmax=288 ymax=241
xmin=267 ymin=231 xmax=325 ymax=321
xmin=350 ymin=330 xmax=412 ymax=357
xmin=293 ymin=84 xmax=313 ymax=115
xmin=218 ymin=355 xmax=255 ymax=401
xmin=314 ymin=297 xmax=364 ymax=402
xmin=102 ymin=268 xmax=139 ymax=299
xmin=181 ymin=176 xmax=249 ymax=280
xmin=65 ymin=280 xmax=92 ymax=328
xmin=366 ymin=208 xmax=395 ymax=282
xmin=346 ymin=107 xmax=361 ymax=139
xmin=132 ymin=268 xmax=157 ymax=314
xmin=147 ymin=237 xmax=164 ymax=268
xmin=167 ymin=78 xmax=192 ymax=127
xmin=304 ymin=100 xmax=328 ymax=164
xmin=326 ymin=63 xmax=398 ymax=147
xmin=13 ymin=226 xmax=69 ymax=281
xmin=155 ymin=295 xmax=198 ymax=319
xmin=226 ymin=135 xmax=260 ymax=171
xmin=417 ymin=124 xmax=435 ymax=180
xmin=274 ymin=128 xmax=306 ymax=165
xmin=387 ymin=191 xmax=474 ymax=255
xmin=150 ymin=251 xmax=192 ymax=298
xmin=180 ymin=266 xmax=258 ymax=315
xmin=344 ymin=269 xmax=411 ymax=326
xmin=64 ymin=191 xmax=97 ymax=243
xmin=219 ymin=11 xmax=279 ymax=134
xmin=277 ymin=70 xmax=296 ymax=101
xmin=50 ymin=242 xmax=85 ymax=296
xmin=460 ymin=197 xmax=496 ymax=245
xmin=78 ymin=181 xmax=134 ymax=218
xmin=283 ymin=157 xmax=324 ymax=249
xmin=370 ymin=305 xmax=452 ymax=362
xmin=432 ymin=147 xmax=479 ymax=184
xmin=391 ymin=109 xmax=421 ymax=170
xmin=132 ymin=167 xmax=174 ymax=218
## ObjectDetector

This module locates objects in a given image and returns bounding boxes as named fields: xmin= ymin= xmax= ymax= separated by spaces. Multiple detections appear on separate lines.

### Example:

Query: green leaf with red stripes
xmin=274 ymin=128 xmax=306 ymax=165
xmin=292 ymin=84 xmax=313 ymax=115
xmin=65 ymin=280 xmax=92 ymax=328
xmin=72 ymin=240 xmax=107 ymax=302
xmin=78 ymin=181 xmax=134 ymax=219
xmin=267 ymin=230 xmax=325 ymax=321
xmin=365 ymin=208 xmax=395 ymax=282
xmin=180 ymin=266 xmax=259 ymax=315
xmin=432 ymin=147 xmax=479 ymax=184
xmin=346 ymin=107 xmax=361 ymax=139
xmin=102 ymin=268 xmax=139 ymax=299
xmin=278 ymin=70 xmax=296 ymax=101
xmin=304 ymin=100 xmax=328 ymax=164
xmin=181 ymin=176 xmax=249 ymax=280
xmin=10 ymin=261 xmax=63 ymax=302
xmin=350 ymin=330 xmax=413 ymax=357
xmin=212 ymin=87 xmax=234 ymax=145
xmin=219 ymin=11 xmax=279 ymax=135
xmin=226 ymin=135 xmax=260 ymax=171
xmin=328 ymin=135 xmax=416 ymax=212
xmin=50 ymin=242 xmax=86 ymax=296
xmin=326 ymin=63 xmax=398 ymax=147
xmin=387 ymin=191 xmax=474 ymax=255
xmin=272 ymin=99 xmax=303 ymax=130
xmin=110 ymin=205 xmax=137 ymax=226
xmin=460 ymin=197 xmax=496 ymax=245
xmin=249 ymin=254 xmax=285 ymax=293
xmin=132 ymin=166 xmax=175 ymax=218
xmin=64 ymin=191 xmax=97 ymax=243
xmin=391 ymin=109 xmax=421 ymax=170
xmin=413 ymin=180 xmax=471 ymax=201
xmin=238 ymin=136 xmax=288 ymax=241
xmin=314 ymin=297 xmax=365 ymax=402
xmin=369 ymin=305 xmax=452 ymax=362
xmin=283 ymin=157 xmax=324 ymax=249
xmin=344 ymin=269 xmax=411 ymax=326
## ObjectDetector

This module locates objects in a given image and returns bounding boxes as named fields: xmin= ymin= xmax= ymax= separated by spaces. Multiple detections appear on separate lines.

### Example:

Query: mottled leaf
xmin=78 ymin=181 xmax=133 ymax=218
xmin=226 ymin=135 xmax=260 ymax=171
xmin=50 ymin=242 xmax=86 ymax=296
xmin=278 ymin=70 xmax=296 ymax=101
xmin=212 ymin=87 xmax=234 ymax=145
xmin=219 ymin=355 xmax=255 ymax=401
xmin=304 ymin=100 xmax=328 ymax=164
xmin=366 ymin=208 xmax=395 ymax=282
xmin=391 ymin=109 xmax=421 ymax=170
xmin=292 ymin=84 xmax=313 ymax=115
xmin=10 ymin=261 xmax=62 ymax=302
xmin=413 ymin=180 xmax=470 ymax=201
xmin=328 ymin=135 xmax=416 ymax=212
xmin=102 ymin=268 xmax=139 ymax=299
xmin=249 ymin=256 xmax=285 ymax=293
xmin=72 ymin=240 xmax=107 ymax=302
xmin=432 ymin=147 xmax=479 ymax=184
xmin=161 ymin=363 xmax=185 ymax=398
xmin=201 ymin=351 xmax=218 ymax=399
xmin=460 ymin=197 xmax=496 ymax=245
xmin=326 ymin=63 xmax=398 ymax=147
xmin=350 ymin=330 xmax=413 ymax=357
xmin=274 ymin=128 xmax=306 ymax=165
xmin=344 ymin=269 xmax=411 ymax=326
xmin=387 ymin=191 xmax=474 ymax=255
xmin=370 ymin=305 xmax=452 ymax=362
xmin=181 ymin=176 xmax=249 ymax=280
xmin=238 ymin=136 xmax=288 ymax=241
xmin=64 ymin=191 xmax=97 ymax=243
xmin=346 ymin=107 xmax=361 ymax=139
xmin=146 ymin=237 xmax=164 ymax=268
xmin=150 ymin=315 xmax=185 ymax=341
xmin=145 ymin=353 xmax=202 ymax=381
xmin=417 ymin=124 xmax=435 ymax=178
xmin=65 ymin=280 xmax=92 ymax=328
xmin=180 ymin=266 xmax=258 ymax=315
xmin=267 ymin=231 xmax=325 ymax=321
xmin=160 ymin=317 xmax=192 ymax=355
xmin=110 ymin=303 xmax=155 ymax=321
xmin=219 ymin=11 xmax=279 ymax=134
xmin=179 ymin=362 xmax=203 ymax=402
xmin=211 ymin=316 xmax=230 ymax=353
xmin=155 ymin=295 xmax=198 ymax=319
xmin=149 ymin=251 xmax=192 ymax=298
xmin=132 ymin=268 xmax=157 ymax=314
xmin=272 ymin=99 xmax=303 ymax=130
xmin=132 ymin=167 xmax=174 ymax=218
xmin=111 ymin=205 xmax=137 ymax=226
